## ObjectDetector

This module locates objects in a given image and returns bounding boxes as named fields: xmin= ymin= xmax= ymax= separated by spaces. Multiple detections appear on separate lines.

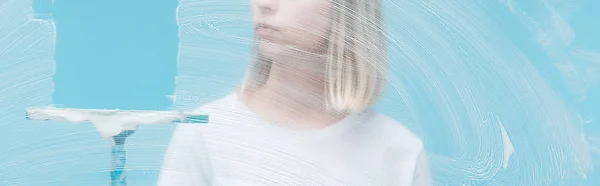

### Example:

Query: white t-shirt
xmin=158 ymin=92 xmax=432 ymax=186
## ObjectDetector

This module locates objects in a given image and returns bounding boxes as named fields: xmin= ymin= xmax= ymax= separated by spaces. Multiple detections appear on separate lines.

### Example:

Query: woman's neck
xmin=263 ymin=47 xmax=327 ymax=108
xmin=242 ymin=49 xmax=347 ymax=129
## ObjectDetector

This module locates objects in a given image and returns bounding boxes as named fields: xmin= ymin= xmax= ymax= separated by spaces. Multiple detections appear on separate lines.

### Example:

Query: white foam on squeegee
xmin=25 ymin=107 xmax=208 ymax=138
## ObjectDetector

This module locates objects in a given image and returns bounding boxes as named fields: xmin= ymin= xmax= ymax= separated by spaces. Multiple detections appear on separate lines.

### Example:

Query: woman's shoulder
xmin=188 ymin=92 xmax=252 ymax=129
xmin=363 ymin=112 xmax=425 ymax=153
xmin=192 ymin=92 xmax=240 ymax=113
xmin=173 ymin=92 xmax=241 ymax=133
xmin=363 ymin=113 xmax=432 ymax=185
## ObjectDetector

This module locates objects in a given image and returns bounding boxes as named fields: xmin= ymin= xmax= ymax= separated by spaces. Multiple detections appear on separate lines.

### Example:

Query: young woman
xmin=158 ymin=0 xmax=432 ymax=185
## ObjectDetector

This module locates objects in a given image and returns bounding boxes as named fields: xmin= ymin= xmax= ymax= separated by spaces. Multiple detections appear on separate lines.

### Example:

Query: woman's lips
xmin=255 ymin=23 xmax=278 ymax=39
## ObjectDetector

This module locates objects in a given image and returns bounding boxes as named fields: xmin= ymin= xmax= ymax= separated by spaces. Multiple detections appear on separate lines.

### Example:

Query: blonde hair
xmin=240 ymin=0 xmax=388 ymax=113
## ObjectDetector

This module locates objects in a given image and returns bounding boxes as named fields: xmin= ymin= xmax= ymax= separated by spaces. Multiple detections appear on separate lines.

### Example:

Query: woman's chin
xmin=258 ymin=41 xmax=288 ymax=57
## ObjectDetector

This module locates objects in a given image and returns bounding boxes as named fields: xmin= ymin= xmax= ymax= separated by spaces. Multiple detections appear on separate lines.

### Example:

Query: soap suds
xmin=26 ymin=107 xmax=209 ymax=138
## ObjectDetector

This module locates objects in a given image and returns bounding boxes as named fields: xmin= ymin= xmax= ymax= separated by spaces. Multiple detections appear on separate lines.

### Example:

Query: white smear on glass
xmin=1 ymin=0 xmax=56 ymax=184
xmin=171 ymin=0 xmax=592 ymax=185
xmin=507 ymin=0 xmax=600 ymax=100
xmin=379 ymin=0 xmax=590 ymax=184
